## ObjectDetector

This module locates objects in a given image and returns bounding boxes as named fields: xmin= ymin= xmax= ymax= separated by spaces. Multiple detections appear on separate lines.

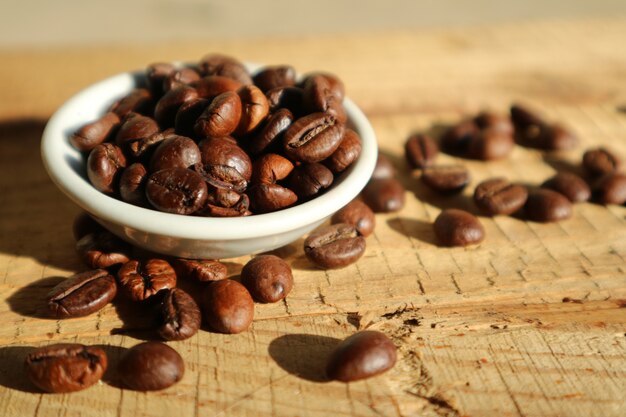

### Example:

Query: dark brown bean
xmin=198 ymin=54 xmax=252 ymax=85
xmin=117 ymin=259 xmax=177 ymax=302
xmin=158 ymin=288 xmax=201 ymax=341
xmin=248 ymin=183 xmax=298 ymax=213
xmin=441 ymin=119 xmax=479 ymax=155
xmin=114 ymin=112 xmax=159 ymax=148
xmin=72 ymin=212 xmax=103 ymax=241
xmin=173 ymin=259 xmax=228 ymax=282
xmin=236 ymin=85 xmax=270 ymax=136
xmin=304 ymin=223 xmax=366 ymax=269
xmin=362 ymin=178 xmax=405 ymax=213
xmin=87 ymin=143 xmax=127 ymax=194
xmin=162 ymin=68 xmax=201 ymax=92
xmin=47 ymin=269 xmax=117 ymax=318
xmin=25 ymin=344 xmax=107 ymax=393
xmin=405 ymin=133 xmax=438 ymax=169
xmin=195 ymin=91 xmax=242 ymax=138
xmin=510 ymin=104 xmax=544 ymax=130
xmin=118 ymin=342 xmax=184 ymax=391
xmin=467 ymin=128 xmax=514 ymax=160
xmin=71 ymin=112 xmax=120 ymax=152
xmin=474 ymin=111 xmax=514 ymax=135
xmin=199 ymin=137 xmax=252 ymax=181
xmin=324 ymin=129 xmax=362 ymax=174
xmin=146 ymin=62 xmax=176 ymax=96
xmin=241 ymin=255 xmax=293 ymax=303
xmin=174 ymin=98 xmax=210 ymax=137
xmin=146 ymin=168 xmax=208 ymax=215
xmin=592 ymin=172 xmax=626 ymax=205
xmin=109 ymin=88 xmax=154 ymax=118
xmin=525 ymin=189 xmax=573 ymax=222
xmin=119 ymin=162 xmax=148 ymax=206
xmin=127 ymin=130 xmax=167 ymax=159
xmin=583 ymin=148 xmax=620 ymax=177
xmin=326 ymin=331 xmax=396 ymax=382
xmin=331 ymin=199 xmax=376 ymax=237
xmin=193 ymin=75 xmax=243 ymax=99
xmin=421 ymin=165 xmax=470 ymax=194
xmin=76 ymin=231 xmax=131 ymax=269
xmin=246 ymin=109 xmax=294 ymax=156
xmin=283 ymin=112 xmax=345 ymax=163
xmin=302 ymin=73 xmax=345 ymax=111
xmin=265 ymin=86 xmax=305 ymax=116
xmin=433 ymin=209 xmax=485 ymax=247
xmin=253 ymin=65 xmax=296 ymax=92
xmin=541 ymin=172 xmax=591 ymax=203
xmin=202 ymin=279 xmax=254 ymax=334
xmin=251 ymin=153 xmax=294 ymax=184
xmin=371 ymin=154 xmax=396 ymax=180
xmin=154 ymin=85 xmax=199 ymax=128
xmin=150 ymin=135 xmax=201 ymax=171
xmin=287 ymin=163 xmax=334 ymax=200
xmin=473 ymin=178 xmax=528 ymax=215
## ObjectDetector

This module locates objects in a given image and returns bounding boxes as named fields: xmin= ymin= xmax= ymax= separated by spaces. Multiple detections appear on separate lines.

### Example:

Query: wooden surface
xmin=1 ymin=17 xmax=626 ymax=417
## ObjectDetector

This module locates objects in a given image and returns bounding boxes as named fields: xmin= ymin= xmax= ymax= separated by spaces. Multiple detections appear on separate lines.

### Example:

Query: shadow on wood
xmin=386 ymin=217 xmax=440 ymax=246
xmin=0 ymin=345 xmax=39 ymax=392
xmin=268 ymin=334 xmax=341 ymax=383
xmin=6 ymin=276 xmax=66 ymax=318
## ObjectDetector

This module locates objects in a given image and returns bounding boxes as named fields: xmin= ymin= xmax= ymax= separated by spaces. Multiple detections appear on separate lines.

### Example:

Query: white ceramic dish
xmin=41 ymin=68 xmax=377 ymax=259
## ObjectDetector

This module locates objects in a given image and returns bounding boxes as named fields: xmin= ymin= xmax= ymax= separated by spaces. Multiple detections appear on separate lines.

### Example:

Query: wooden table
xmin=1 ymin=17 xmax=625 ymax=417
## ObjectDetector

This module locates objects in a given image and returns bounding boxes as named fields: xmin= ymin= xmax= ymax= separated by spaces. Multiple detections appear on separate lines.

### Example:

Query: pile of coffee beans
xmin=71 ymin=54 xmax=362 ymax=216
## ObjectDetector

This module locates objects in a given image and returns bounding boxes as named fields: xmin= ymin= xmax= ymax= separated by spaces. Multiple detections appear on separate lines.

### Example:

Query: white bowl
xmin=41 ymin=68 xmax=377 ymax=259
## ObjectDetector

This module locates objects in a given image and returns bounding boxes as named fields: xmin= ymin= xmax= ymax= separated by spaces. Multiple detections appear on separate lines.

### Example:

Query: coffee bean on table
xmin=524 ymin=189 xmax=573 ymax=222
xmin=241 ymin=255 xmax=293 ymax=303
xmin=117 ymin=259 xmax=177 ymax=302
xmin=473 ymin=111 xmax=514 ymax=135
xmin=283 ymin=112 xmax=345 ymax=163
xmin=371 ymin=154 xmax=397 ymax=180
xmin=405 ymin=133 xmax=438 ymax=169
xmin=70 ymin=112 xmax=120 ymax=152
xmin=326 ymin=331 xmax=396 ymax=382
xmin=542 ymin=124 xmax=577 ymax=151
xmin=25 ymin=343 xmax=107 ymax=393
xmin=146 ymin=168 xmax=208 ymax=215
xmin=592 ymin=172 xmax=626 ymax=205
xmin=583 ymin=147 xmax=620 ymax=177
xmin=47 ymin=269 xmax=117 ymax=318
xmin=331 ymin=199 xmax=375 ymax=237
xmin=541 ymin=172 xmax=591 ymax=203
xmin=440 ymin=119 xmax=478 ymax=155
xmin=202 ymin=279 xmax=254 ymax=334
xmin=421 ymin=165 xmax=470 ymax=194
xmin=324 ymin=128 xmax=362 ymax=174
xmin=473 ymin=178 xmax=528 ymax=215
xmin=361 ymin=178 xmax=405 ymax=213
xmin=174 ymin=259 xmax=228 ymax=282
xmin=304 ymin=223 xmax=366 ymax=269
xmin=467 ymin=128 xmax=514 ymax=160
xmin=158 ymin=288 xmax=201 ymax=341
xmin=76 ymin=231 xmax=131 ymax=269
xmin=118 ymin=342 xmax=184 ymax=391
xmin=433 ymin=209 xmax=485 ymax=247
xmin=87 ymin=143 xmax=127 ymax=194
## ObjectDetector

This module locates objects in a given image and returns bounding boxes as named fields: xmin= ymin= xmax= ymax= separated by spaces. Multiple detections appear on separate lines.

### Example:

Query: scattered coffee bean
xmin=371 ymin=154 xmax=396 ymax=180
xmin=117 ymin=259 xmax=177 ymax=301
xmin=326 ymin=331 xmax=396 ymax=382
xmin=592 ymin=172 xmax=626 ymax=205
xmin=71 ymin=112 xmax=120 ymax=152
xmin=525 ymin=189 xmax=573 ymax=222
xmin=361 ymin=178 xmax=405 ymax=213
xmin=304 ymin=223 xmax=366 ymax=269
xmin=474 ymin=111 xmax=514 ymax=135
xmin=467 ymin=128 xmax=514 ymax=160
xmin=473 ymin=178 xmax=528 ymax=215
xmin=405 ymin=133 xmax=438 ymax=169
xmin=441 ymin=119 xmax=479 ymax=156
xmin=202 ymin=279 xmax=254 ymax=334
xmin=583 ymin=147 xmax=620 ymax=177
xmin=510 ymin=105 xmax=576 ymax=150
xmin=331 ymin=199 xmax=376 ymax=237
xmin=174 ymin=259 xmax=228 ymax=282
xmin=158 ymin=288 xmax=201 ymax=341
xmin=25 ymin=344 xmax=107 ymax=393
xmin=421 ymin=165 xmax=470 ymax=194
xmin=146 ymin=168 xmax=208 ymax=215
xmin=541 ymin=172 xmax=590 ymax=203
xmin=241 ymin=255 xmax=293 ymax=303
xmin=118 ymin=342 xmax=184 ymax=391
xmin=87 ymin=143 xmax=127 ymax=194
xmin=434 ymin=209 xmax=485 ymax=247
xmin=47 ymin=269 xmax=117 ymax=318
xmin=76 ymin=231 xmax=131 ymax=269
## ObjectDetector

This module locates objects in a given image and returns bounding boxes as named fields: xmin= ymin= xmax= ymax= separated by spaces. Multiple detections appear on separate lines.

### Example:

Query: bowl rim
xmin=41 ymin=68 xmax=377 ymax=241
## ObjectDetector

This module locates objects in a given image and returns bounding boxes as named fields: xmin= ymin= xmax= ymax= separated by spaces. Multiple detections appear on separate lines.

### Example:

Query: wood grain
xmin=1 ymin=17 xmax=626 ymax=417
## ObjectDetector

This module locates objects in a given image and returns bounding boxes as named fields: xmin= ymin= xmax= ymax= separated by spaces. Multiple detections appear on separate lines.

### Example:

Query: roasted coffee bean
xmin=87 ymin=143 xmax=127 ymax=194
xmin=150 ymin=135 xmax=201 ymax=172
xmin=173 ymin=259 xmax=228 ymax=282
xmin=202 ymin=279 xmax=254 ymax=334
xmin=247 ymin=109 xmax=294 ymax=155
xmin=162 ymin=68 xmax=201 ymax=92
xmin=525 ymin=189 xmax=573 ymax=222
xmin=304 ymin=223 xmax=365 ymax=269
xmin=371 ymin=154 xmax=396 ymax=180
xmin=117 ymin=259 xmax=177 ymax=301
xmin=174 ymin=98 xmax=210 ymax=137
xmin=541 ymin=172 xmax=590 ymax=203
xmin=119 ymin=162 xmax=149 ymax=206
xmin=199 ymin=137 xmax=252 ymax=181
xmin=324 ymin=129 xmax=362 ymax=174
xmin=421 ymin=165 xmax=470 ymax=194
xmin=154 ymin=85 xmax=199 ymax=128
xmin=146 ymin=168 xmax=208 ymax=214
xmin=511 ymin=105 xmax=576 ymax=150
xmin=302 ymin=74 xmax=344 ymax=117
xmin=265 ymin=86 xmax=305 ymax=115
xmin=200 ymin=200 xmax=252 ymax=217
xmin=583 ymin=147 xmax=620 ymax=177
xmin=127 ymin=130 xmax=167 ymax=159
xmin=195 ymin=91 xmax=242 ymax=138
xmin=253 ymin=65 xmax=296 ymax=92
xmin=362 ymin=178 xmax=405 ymax=213
xmin=249 ymin=183 xmax=298 ymax=213
xmin=115 ymin=112 xmax=160 ymax=148
xmin=71 ymin=112 xmax=120 ymax=152
xmin=473 ymin=178 xmax=528 ymax=215
xmin=405 ymin=133 xmax=438 ymax=169
xmin=25 ymin=344 xmax=107 ymax=393
xmin=47 ymin=269 xmax=117 ymax=318
xmin=331 ymin=199 xmax=375 ymax=237
xmin=236 ymin=85 xmax=270 ymax=136
xmin=198 ymin=54 xmax=252 ymax=85
xmin=241 ymin=255 xmax=293 ymax=303
xmin=146 ymin=62 xmax=176 ymax=96
xmin=118 ymin=342 xmax=184 ymax=391
xmin=541 ymin=124 xmax=577 ymax=151
xmin=467 ymin=128 xmax=514 ymax=160
xmin=252 ymin=153 xmax=294 ymax=184
xmin=76 ymin=231 xmax=131 ymax=269
xmin=474 ymin=111 xmax=514 ymax=135
xmin=287 ymin=163 xmax=334 ymax=200
xmin=510 ymin=104 xmax=544 ymax=130
xmin=109 ymin=88 xmax=153 ymax=118
xmin=72 ymin=212 xmax=103 ymax=241
xmin=193 ymin=75 xmax=243 ymax=99
xmin=158 ymin=288 xmax=201 ymax=341
xmin=326 ymin=331 xmax=396 ymax=382
xmin=441 ymin=120 xmax=479 ymax=155
xmin=195 ymin=163 xmax=248 ymax=193
xmin=283 ymin=112 xmax=345 ymax=163
xmin=592 ymin=172 xmax=626 ymax=205
xmin=433 ymin=209 xmax=485 ymax=247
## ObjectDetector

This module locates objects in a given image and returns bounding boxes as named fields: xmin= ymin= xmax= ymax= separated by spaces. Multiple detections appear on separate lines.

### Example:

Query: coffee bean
xmin=117 ymin=259 xmax=177 ymax=302
xmin=467 ymin=128 xmax=514 ymax=160
xmin=146 ymin=168 xmax=208 ymax=215
xmin=150 ymin=135 xmax=201 ymax=172
xmin=441 ymin=119 xmax=478 ymax=155
xmin=510 ymin=104 xmax=544 ymax=130
xmin=248 ymin=183 xmax=298 ymax=213
xmin=173 ymin=259 xmax=228 ymax=282
xmin=326 ymin=331 xmax=396 ymax=382
xmin=525 ymin=189 xmax=573 ymax=222
xmin=324 ymin=128 xmax=362 ymax=174
xmin=253 ymin=65 xmax=296 ymax=92
xmin=304 ymin=223 xmax=366 ymax=269
xmin=592 ymin=172 xmax=626 ymax=205
xmin=421 ymin=165 xmax=470 ymax=194
xmin=118 ymin=342 xmax=184 ymax=391
xmin=541 ymin=124 xmax=577 ymax=151
xmin=119 ymin=162 xmax=148 ymax=206
xmin=405 ymin=133 xmax=438 ymax=169
xmin=265 ymin=86 xmax=305 ymax=116
xmin=72 ymin=212 xmax=103 ymax=241
xmin=127 ymin=130 xmax=167 ymax=159
xmin=162 ymin=68 xmax=201 ymax=93
xmin=199 ymin=137 xmax=252 ymax=181
xmin=202 ymin=279 xmax=254 ymax=334
xmin=236 ymin=85 xmax=270 ymax=136
xmin=287 ymin=163 xmax=334 ymax=200
xmin=474 ymin=111 xmax=514 ymax=135
xmin=241 ymin=255 xmax=293 ymax=303
xmin=154 ymin=85 xmax=199 ymax=128
xmin=198 ymin=54 xmax=252 ymax=85
xmin=195 ymin=91 xmax=242 ymax=138
xmin=109 ymin=88 xmax=154 ymax=118
xmin=174 ymin=98 xmax=210 ymax=137
xmin=541 ymin=172 xmax=590 ymax=203
xmin=247 ymin=109 xmax=294 ymax=156
xmin=114 ymin=112 xmax=160 ymax=148
xmin=196 ymin=163 xmax=248 ymax=194
xmin=146 ymin=63 xmax=176 ymax=96
xmin=251 ymin=153 xmax=294 ymax=184
xmin=47 ymin=269 xmax=117 ymax=318
xmin=511 ymin=105 xmax=576 ymax=150
xmin=76 ymin=231 xmax=131 ymax=269
xmin=158 ymin=288 xmax=201 ymax=341
xmin=331 ymin=199 xmax=375 ymax=237
xmin=283 ymin=112 xmax=345 ymax=163
xmin=193 ymin=75 xmax=243 ymax=99
xmin=583 ymin=147 xmax=620 ymax=177
xmin=361 ymin=178 xmax=405 ymax=213
xmin=473 ymin=178 xmax=528 ymax=215
xmin=71 ymin=112 xmax=120 ymax=152
xmin=87 ymin=143 xmax=127 ymax=194
xmin=371 ymin=154 xmax=396 ymax=180
xmin=302 ymin=74 xmax=345 ymax=121
xmin=433 ymin=209 xmax=485 ymax=247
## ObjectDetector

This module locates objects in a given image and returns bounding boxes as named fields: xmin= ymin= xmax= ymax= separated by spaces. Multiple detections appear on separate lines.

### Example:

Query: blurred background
xmin=2 ymin=0 xmax=626 ymax=47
